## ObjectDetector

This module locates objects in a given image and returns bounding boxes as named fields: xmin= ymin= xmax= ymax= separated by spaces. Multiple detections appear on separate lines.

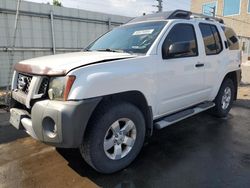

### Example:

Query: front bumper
xmin=10 ymin=98 xmax=101 ymax=148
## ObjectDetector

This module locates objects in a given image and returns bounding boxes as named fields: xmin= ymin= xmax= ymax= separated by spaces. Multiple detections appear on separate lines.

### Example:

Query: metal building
xmin=0 ymin=0 xmax=130 ymax=87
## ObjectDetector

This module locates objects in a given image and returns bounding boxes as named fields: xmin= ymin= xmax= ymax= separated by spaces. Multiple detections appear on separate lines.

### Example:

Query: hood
xmin=14 ymin=52 xmax=137 ymax=76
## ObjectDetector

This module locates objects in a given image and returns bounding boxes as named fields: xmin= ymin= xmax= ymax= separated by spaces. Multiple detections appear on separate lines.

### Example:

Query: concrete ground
xmin=242 ymin=64 xmax=250 ymax=84
xmin=0 ymin=87 xmax=250 ymax=188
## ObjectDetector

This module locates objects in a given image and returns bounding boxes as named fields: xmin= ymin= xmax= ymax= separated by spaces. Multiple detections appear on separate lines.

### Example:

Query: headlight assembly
xmin=48 ymin=75 xmax=75 ymax=101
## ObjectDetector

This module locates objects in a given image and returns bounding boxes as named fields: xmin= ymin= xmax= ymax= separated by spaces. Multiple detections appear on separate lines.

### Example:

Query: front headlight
xmin=48 ymin=75 xmax=76 ymax=101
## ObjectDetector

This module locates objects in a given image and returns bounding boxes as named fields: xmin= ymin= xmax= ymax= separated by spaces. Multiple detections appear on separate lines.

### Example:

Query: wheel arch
xmin=221 ymin=70 xmax=240 ymax=100
xmin=85 ymin=91 xmax=154 ymax=138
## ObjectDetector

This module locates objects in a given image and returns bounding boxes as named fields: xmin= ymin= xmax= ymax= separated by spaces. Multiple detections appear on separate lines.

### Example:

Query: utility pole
xmin=153 ymin=0 xmax=163 ymax=13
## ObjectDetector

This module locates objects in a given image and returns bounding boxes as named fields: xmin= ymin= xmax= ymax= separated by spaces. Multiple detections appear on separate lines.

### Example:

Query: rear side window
xmin=199 ymin=23 xmax=223 ymax=55
xmin=222 ymin=26 xmax=239 ymax=50
xmin=162 ymin=23 xmax=198 ymax=59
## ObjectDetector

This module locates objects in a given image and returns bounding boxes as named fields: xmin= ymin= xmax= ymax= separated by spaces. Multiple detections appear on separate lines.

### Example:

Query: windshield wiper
xmin=84 ymin=49 xmax=92 ymax=52
xmin=95 ymin=48 xmax=126 ymax=53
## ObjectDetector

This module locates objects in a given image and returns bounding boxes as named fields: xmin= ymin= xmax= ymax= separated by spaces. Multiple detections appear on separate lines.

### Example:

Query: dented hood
xmin=14 ymin=51 xmax=136 ymax=76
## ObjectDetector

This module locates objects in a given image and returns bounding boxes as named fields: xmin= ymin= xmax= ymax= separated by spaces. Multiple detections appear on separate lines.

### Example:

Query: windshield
xmin=86 ymin=21 xmax=167 ymax=54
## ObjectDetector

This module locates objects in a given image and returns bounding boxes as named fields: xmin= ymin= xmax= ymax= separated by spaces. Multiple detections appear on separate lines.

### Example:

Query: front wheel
xmin=80 ymin=102 xmax=145 ymax=174
xmin=211 ymin=78 xmax=235 ymax=118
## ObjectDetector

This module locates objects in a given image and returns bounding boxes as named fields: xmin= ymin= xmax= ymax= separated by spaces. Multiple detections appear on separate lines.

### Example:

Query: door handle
xmin=195 ymin=63 xmax=204 ymax=68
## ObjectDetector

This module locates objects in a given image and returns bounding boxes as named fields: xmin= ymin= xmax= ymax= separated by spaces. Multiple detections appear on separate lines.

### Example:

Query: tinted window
xmin=222 ymin=26 xmax=239 ymax=50
xmin=211 ymin=25 xmax=223 ymax=53
xmin=199 ymin=23 xmax=223 ymax=55
xmin=162 ymin=23 xmax=198 ymax=59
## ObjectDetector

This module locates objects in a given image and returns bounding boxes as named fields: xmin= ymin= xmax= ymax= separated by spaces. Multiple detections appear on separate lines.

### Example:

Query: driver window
xmin=162 ymin=23 xmax=198 ymax=59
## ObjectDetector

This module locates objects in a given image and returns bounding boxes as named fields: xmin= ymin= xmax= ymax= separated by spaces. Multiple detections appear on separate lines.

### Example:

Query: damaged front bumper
xmin=10 ymin=98 xmax=101 ymax=148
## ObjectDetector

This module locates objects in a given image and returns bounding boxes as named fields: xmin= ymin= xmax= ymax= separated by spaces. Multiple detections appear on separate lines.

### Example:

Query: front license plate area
xmin=10 ymin=108 xmax=29 ymax=129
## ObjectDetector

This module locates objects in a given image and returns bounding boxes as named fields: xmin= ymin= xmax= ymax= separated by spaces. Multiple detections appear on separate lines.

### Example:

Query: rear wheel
xmin=210 ymin=78 xmax=235 ymax=118
xmin=80 ymin=102 xmax=145 ymax=174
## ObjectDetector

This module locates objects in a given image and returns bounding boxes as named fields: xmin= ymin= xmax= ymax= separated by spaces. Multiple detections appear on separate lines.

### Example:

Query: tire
xmin=210 ymin=78 xmax=235 ymax=118
xmin=80 ymin=101 xmax=146 ymax=174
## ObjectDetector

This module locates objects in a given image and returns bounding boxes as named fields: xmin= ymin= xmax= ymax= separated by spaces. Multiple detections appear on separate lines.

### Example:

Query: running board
xmin=154 ymin=102 xmax=215 ymax=130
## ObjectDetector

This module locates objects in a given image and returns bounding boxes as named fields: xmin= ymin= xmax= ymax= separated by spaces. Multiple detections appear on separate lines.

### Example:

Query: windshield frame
xmin=84 ymin=21 xmax=168 ymax=55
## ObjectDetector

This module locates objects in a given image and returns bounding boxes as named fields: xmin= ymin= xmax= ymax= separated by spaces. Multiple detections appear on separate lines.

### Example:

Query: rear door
xmin=198 ymin=23 xmax=225 ymax=100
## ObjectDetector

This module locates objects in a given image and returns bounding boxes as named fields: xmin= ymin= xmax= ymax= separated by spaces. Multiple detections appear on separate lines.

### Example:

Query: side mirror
xmin=163 ymin=41 xmax=192 ymax=59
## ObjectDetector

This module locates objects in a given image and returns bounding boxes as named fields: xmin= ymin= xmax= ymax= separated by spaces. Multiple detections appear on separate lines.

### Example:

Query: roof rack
xmin=127 ymin=9 xmax=224 ymax=24
xmin=190 ymin=12 xmax=224 ymax=24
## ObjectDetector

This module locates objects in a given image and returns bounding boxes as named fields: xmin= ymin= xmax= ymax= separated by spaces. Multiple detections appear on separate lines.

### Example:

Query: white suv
xmin=10 ymin=10 xmax=241 ymax=173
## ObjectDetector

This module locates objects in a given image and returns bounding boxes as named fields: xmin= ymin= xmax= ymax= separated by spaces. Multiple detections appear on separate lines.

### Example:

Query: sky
xmin=25 ymin=0 xmax=191 ymax=17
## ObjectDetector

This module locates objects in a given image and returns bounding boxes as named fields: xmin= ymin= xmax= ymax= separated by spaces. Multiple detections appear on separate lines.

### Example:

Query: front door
xmin=157 ymin=23 xmax=207 ymax=116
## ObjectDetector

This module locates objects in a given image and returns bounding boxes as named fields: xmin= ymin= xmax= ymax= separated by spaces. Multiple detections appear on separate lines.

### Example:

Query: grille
xmin=38 ymin=78 xmax=49 ymax=94
xmin=17 ymin=73 xmax=32 ymax=94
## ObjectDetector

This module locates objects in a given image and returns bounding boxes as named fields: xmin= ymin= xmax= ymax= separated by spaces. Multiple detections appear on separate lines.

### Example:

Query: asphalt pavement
xmin=0 ymin=86 xmax=250 ymax=188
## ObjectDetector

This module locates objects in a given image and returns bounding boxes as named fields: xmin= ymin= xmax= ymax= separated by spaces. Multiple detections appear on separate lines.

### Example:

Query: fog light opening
xmin=42 ymin=117 xmax=57 ymax=138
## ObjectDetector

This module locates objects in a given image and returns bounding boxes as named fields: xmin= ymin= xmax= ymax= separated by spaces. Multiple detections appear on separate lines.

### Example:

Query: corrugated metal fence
xmin=0 ymin=0 xmax=130 ymax=89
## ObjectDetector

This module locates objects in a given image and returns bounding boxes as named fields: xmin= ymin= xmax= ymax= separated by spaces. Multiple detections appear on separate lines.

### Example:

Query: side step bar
xmin=154 ymin=101 xmax=215 ymax=130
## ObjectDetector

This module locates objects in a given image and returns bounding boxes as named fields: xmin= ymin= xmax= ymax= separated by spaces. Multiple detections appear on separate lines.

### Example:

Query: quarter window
xmin=223 ymin=0 xmax=241 ymax=16
xmin=222 ymin=26 xmax=239 ymax=50
xmin=199 ymin=23 xmax=223 ymax=55
xmin=162 ymin=24 xmax=198 ymax=59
